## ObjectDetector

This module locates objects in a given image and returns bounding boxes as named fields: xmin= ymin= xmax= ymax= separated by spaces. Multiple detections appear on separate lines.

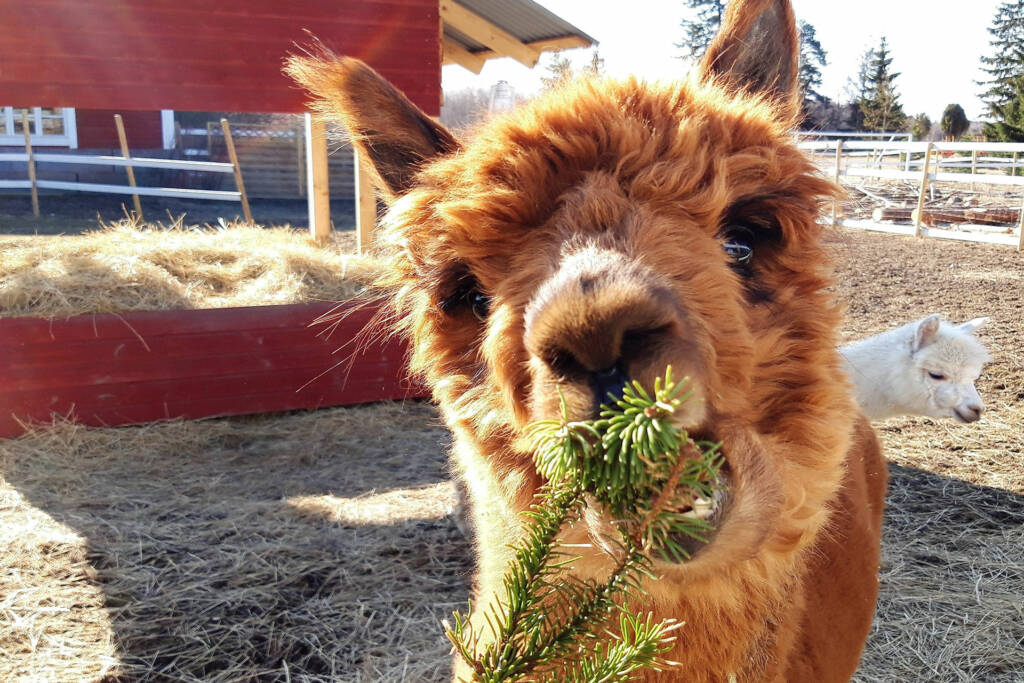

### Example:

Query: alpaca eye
xmin=928 ymin=371 xmax=947 ymax=381
xmin=723 ymin=240 xmax=753 ymax=265
xmin=470 ymin=291 xmax=491 ymax=321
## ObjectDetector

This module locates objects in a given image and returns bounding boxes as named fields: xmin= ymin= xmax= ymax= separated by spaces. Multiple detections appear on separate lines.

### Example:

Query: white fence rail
xmin=796 ymin=137 xmax=1024 ymax=250
xmin=2 ymin=112 xmax=251 ymax=222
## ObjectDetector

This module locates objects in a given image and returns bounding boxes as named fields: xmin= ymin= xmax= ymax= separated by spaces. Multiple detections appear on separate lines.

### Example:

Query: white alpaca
xmin=841 ymin=315 xmax=991 ymax=422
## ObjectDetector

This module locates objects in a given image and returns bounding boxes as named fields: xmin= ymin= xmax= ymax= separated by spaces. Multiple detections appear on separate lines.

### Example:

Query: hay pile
xmin=0 ymin=218 xmax=381 ymax=319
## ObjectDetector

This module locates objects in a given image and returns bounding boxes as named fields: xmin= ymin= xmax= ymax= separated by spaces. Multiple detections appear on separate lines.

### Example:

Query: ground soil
xmin=1 ymin=228 xmax=1022 ymax=681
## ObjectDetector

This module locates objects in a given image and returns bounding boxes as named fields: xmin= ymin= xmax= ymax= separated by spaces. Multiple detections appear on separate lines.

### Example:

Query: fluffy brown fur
xmin=286 ymin=1 xmax=886 ymax=680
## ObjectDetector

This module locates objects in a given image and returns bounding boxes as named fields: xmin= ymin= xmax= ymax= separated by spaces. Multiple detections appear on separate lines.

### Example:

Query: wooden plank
xmin=466 ymin=34 xmax=592 ymax=62
xmin=0 ymin=300 xmax=425 ymax=438
xmin=914 ymin=142 xmax=934 ymax=238
xmin=221 ymin=118 xmax=253 ymax=223
xmin=21 ymin=112 xmax=39 ymax=217
xmin=32 ymin=153 xmax=234 ymax=172
xmin=34 ymin=179 xmax=241 ymax=200
xmin=355 ymin=148 xmax=376 ymax=254
xmin=114 ymin=114 xmax=144 ymax=218
xmin=306 ymin=114 xmax=332 ymax=245
xmin=442 ymin=37 xmax=485 ymax=74
xmin=439 ymin=0 xmax=539 ymax=67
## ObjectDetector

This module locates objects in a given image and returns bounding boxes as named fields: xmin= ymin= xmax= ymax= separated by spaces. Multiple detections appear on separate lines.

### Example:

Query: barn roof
xmin=441 ymin=0 xmax=596 ymax=73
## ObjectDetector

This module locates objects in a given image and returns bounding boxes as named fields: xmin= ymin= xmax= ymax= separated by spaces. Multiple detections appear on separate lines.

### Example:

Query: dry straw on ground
xmin=1 ymin=224 xmax=1022 ymax=681
xmin=0 ymin=217 xmax=380 ymax=319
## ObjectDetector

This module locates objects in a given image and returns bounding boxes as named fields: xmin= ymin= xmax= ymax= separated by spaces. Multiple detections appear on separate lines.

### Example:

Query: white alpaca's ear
xmin=959 ymin=317 xmax=989 ymax=334
xmin=913 ymin=314 xmax=941 ymax=352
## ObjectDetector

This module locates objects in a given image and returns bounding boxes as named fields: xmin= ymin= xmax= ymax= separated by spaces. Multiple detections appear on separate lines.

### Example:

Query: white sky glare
xmin=442 ymin=0 xmax=1003 ymax=122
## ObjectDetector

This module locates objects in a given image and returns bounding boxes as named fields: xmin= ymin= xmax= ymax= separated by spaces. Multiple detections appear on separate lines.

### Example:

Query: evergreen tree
xmin=675 ymin=0 xmax=726 ymax=61
xmin=979 ymin=1 xmax=1024 ymax=115
xmin=798 ymin=21 xmax=828 ymax=102
xmin=909 ymin=113 xmax=932 ymax=141
xmin=859 ymin=37 xmax=907 ymax=132
xmin=540 ymin=52 xmax=574 ymax=91
xmin=940 ymin=104 xmax=970 ymax=140
xmin=986 ymin=75 xmax=1024 ymax=141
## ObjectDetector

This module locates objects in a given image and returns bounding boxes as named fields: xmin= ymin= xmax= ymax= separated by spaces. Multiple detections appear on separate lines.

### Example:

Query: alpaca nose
xmin=524 ymin=267 xmax=677 ymax=399
xmin=961 ymin=403 xmax=983 ymax=422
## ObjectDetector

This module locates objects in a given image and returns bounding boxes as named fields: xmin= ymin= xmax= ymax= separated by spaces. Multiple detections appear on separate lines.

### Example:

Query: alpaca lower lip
xmin=663 ymin=464 xmax=730 ymax=562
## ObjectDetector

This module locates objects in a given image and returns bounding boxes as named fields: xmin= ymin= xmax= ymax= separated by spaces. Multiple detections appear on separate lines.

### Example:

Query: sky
xmin=442 ymin=0 xmax=1004 ymax=122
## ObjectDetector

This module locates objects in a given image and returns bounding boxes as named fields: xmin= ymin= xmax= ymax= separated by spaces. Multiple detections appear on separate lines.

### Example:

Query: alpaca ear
xmin=959 ymin=317 xmax=989 ymax=334
xmin=285 ymin=52 xmax=460 ymax=201
xmin=699 ymin=0 xmax=800 ymax=107
xmin=913 ymin=314 xmax=942 ymax=352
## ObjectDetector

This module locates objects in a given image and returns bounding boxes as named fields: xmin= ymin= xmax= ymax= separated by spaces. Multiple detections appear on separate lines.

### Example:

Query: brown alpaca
xmin=287 ymin=1 xmax=887 ymax=680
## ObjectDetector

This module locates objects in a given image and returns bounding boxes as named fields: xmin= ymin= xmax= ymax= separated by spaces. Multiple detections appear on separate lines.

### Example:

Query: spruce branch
xmin=444 ymin=367 xmax=722 ymax=682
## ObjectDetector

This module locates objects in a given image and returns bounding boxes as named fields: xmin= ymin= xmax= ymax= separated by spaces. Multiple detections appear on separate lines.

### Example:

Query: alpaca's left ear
xmin=959 ymin=317 xmax=989 ymax=334
xmin=285 ymin=51 xmax=460 ymax=202
xmin=699 ymin=0 xmax=800 ymax=108
xmin=913 ymin=314 xmax=942 ymax=352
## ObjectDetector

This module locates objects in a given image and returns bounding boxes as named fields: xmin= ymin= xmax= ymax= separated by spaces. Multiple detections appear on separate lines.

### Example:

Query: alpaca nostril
xmin=592 ymin=365 xmax=630 ymax=406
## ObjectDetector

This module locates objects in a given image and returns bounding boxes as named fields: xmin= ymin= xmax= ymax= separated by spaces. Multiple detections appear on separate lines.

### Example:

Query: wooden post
xmin=354 ymin=149 xmax=376 ymax=254
xmin=114 ymin=114 xmax=143 ymax=219
xmin=1013 ymin=152 xmax=1019 ymax=177
xmin=21 ymin=111 xmax=39 ymax=217
xmin=831 ymin=140 xmax=843 ymax=227
xmin=971 ymin=149 xmax=978 ymax=190
xmin=296 ymin=123 xmax=305 ymax=198
xmin=914 ymin=142 xmax=934 ymax=238
xmin=1018 ymin=187 xmax=1024 ymax=252
xmin=220 ymin=119 xmax=253 ymax=224
xmin=304 ymin=113 xmax=331 ymax=245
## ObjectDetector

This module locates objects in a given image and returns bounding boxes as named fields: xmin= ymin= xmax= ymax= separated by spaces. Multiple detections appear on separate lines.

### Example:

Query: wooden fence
xmin=799 ymin=139 xmax=1024 ymax=250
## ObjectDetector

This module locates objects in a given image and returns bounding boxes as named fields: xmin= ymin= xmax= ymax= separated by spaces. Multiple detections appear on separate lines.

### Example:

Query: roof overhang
xmin=440 ymin=0 xmax=595 ymax=74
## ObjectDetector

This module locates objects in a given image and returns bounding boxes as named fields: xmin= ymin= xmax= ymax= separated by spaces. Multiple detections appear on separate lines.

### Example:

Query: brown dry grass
xmin=0 ymin=218 xmax=379 ymax=319
xmin=1 ymin=228 xmax=1022 ymax=681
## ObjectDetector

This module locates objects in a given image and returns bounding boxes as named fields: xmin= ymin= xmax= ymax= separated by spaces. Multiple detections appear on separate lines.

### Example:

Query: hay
xmin=0 ymin=404 xmax=467 ymax=682
xmin=0 ymin=217 xmax=382 ymax=319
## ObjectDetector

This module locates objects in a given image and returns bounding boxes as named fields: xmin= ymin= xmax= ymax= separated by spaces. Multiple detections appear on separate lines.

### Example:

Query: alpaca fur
xmin=287 ymin=1 xmax=887 ymax=680
xmin=841 ymin=315 xmax=990 ymax=422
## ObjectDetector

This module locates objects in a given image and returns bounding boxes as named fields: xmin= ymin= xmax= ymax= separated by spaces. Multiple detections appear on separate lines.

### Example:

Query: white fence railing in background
xmin=2 ymin=113 xmax=252 ymax=222
xmin=795 ymin=136 xmax=1024 ymax=250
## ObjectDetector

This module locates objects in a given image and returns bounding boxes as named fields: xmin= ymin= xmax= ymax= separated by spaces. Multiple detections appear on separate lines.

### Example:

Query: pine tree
xmin=540 ymin=52 xmax=574 ymax=91
xmin=444 ymin=368 xmax=723 ymax=681
xmin=798 ymin=21 xmax=828 ymax=103
xmin=979 ymin=1 xmax=1024 ymax=115
xmin=675 ymin=0 xmax=726 ymax=61
xmin=986 ymin=75 xmax=1024 ymax=142
xmin=909 ymin=113 xmax=932 ymax=141
xmin=859 ymin=37 xmax=907 ymax=132
xmin=940 ymin=104 xmax=970 ymax=140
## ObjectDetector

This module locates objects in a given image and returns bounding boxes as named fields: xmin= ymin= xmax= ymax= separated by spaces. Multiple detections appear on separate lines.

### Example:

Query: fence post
xmin=1013 ymin=151 xmax=1019 ymax=177
xmin=832 ymin=140 xmax=843 ymax=227
xmin=354 ymin=149 xmax=376 ymax=254
xmin=914 ymin=142 xmax=934 ymax=238
xmin=21 ymin=111 xmax=40 ymax=217
xmin=114 ymin=114 xmax=143 ymax=219
xmin=971 ymin=149 xmax=978 ymax=190
xmin=304 ymin=113 xmax=331 ymax=246
xmin=296 ymin=123 xmax=305 ymax=198
xmin=220 ymin=119 xmax=253 ymax=224
xmin=1017 ymin=187 xmax=1024 ymax=252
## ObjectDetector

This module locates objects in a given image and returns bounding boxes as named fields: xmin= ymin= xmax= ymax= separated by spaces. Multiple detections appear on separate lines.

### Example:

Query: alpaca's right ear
xmin=285 ymin=52 xmax=459 ymax=201
xmin=913 ymin=314 xmax=942 ymax=352
xmin=959 ymin=317 xmax=989 ymax=334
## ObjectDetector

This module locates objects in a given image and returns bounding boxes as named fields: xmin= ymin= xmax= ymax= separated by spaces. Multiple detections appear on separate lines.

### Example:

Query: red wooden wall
xmin=76 ymin=109 xmax=163 ymax=149
xmin=0 ymin=301 xmax=427 ymax=439
xmin=0 ymin=0 xmax=441 ymax=115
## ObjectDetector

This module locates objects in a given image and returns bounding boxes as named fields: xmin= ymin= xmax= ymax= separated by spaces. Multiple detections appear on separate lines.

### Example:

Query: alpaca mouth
xmin=664 ymin=461 xmax=731 ymax=561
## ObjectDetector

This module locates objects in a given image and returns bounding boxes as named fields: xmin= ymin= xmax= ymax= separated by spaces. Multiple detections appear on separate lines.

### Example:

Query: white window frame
xmin=1 ymin=107 xmax=77 ymax=148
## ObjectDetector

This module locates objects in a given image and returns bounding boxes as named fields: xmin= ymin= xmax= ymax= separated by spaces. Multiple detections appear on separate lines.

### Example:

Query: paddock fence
xmin=798 ymin=137 xmax=1024 ymax=250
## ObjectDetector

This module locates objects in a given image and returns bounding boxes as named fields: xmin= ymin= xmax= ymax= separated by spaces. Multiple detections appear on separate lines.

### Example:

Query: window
xmin=1 ymin=107 xmax=77 ymax=147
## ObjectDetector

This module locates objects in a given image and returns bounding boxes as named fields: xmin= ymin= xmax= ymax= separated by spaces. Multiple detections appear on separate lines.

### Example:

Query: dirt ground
xmin=1 ymin=228 xmax=1022 ymax=681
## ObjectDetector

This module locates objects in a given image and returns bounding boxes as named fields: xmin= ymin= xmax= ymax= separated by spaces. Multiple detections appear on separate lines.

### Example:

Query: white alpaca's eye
xmin=927 ymin=371 xmax=947 ymax=381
